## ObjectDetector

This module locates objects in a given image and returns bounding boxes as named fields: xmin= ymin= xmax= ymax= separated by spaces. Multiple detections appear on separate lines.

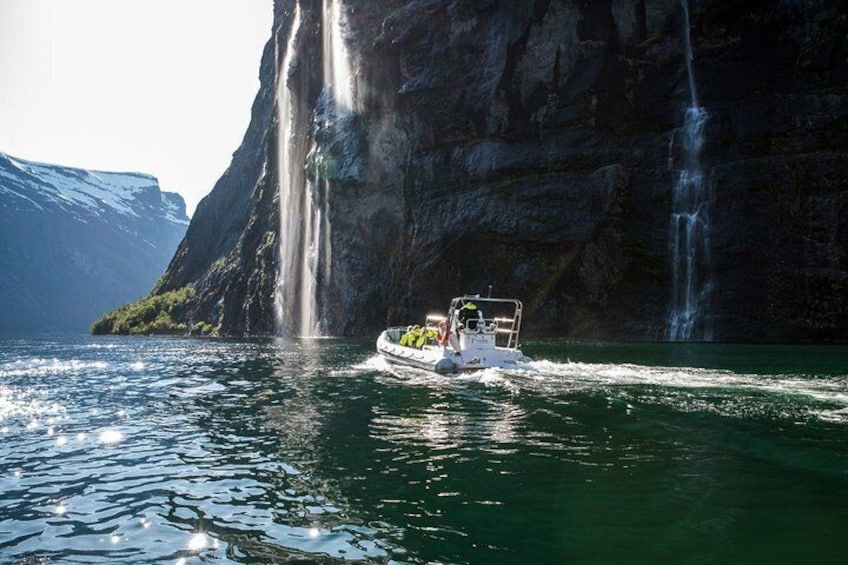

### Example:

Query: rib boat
xmin=376 ymin=295 xmax=531 ymax=373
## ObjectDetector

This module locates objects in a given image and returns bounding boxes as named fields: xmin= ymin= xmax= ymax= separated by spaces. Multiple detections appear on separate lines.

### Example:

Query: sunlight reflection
xmin=371 ymin=395 xmax=524 ymax=455
xmin=421 ymin=410 xmax=454 ymax=448
xmin=188 ymin=532 xmax=207 ymax=551
xmin=99 ymin=429 xmax=122 ymax=445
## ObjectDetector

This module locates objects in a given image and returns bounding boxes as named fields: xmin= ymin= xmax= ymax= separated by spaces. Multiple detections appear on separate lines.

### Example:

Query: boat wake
xmin=352 ymin=355 xmax=848 ymax=424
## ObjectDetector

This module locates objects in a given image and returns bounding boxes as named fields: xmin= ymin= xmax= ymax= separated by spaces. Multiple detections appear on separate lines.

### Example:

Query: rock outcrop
xmin=150 ymin=0 xmax=847 ymax=342
xmin=0 ymin=152 xmax=188 ymax=333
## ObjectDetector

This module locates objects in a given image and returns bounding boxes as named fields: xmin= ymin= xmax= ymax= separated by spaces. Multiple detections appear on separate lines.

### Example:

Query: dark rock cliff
xmin=152 ymin=0 xmax=847 ymax=342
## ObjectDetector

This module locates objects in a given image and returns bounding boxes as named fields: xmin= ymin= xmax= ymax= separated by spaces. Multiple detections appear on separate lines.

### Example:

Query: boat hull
xmin=376 ymin=331 xmax=462 ymax=373
xmin=376 ymin=329 xmax=529 ymax=373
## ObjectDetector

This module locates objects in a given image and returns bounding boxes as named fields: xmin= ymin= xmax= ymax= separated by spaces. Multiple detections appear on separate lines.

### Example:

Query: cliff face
xmin=154 ymin=0 xmax=847 ymax=341
xmin=0 ymin=152 xmax=188 ymax=333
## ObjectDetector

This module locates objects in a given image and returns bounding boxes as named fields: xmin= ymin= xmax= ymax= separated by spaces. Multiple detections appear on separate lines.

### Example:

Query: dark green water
xmin=1 ymin=336 xmax=846 ymax=564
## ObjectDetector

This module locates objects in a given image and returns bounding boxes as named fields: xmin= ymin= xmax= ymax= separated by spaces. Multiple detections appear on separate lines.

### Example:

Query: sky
xmin=0 ymin=0 xmax=273 ymax=217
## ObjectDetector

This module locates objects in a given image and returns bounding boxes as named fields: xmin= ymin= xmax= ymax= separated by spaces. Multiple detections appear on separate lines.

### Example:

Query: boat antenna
xmin=487 ymin=285 xmax=492 ymax=298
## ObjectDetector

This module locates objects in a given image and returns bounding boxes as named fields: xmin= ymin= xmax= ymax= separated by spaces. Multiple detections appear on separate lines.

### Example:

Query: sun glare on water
xmin=188 ymin=532 xmax=207 ymax=551
xmin=99 ymin=429 xmax=122 ymax=445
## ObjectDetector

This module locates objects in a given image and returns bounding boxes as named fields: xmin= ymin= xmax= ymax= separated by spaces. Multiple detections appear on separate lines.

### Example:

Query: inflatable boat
xmin=376 ymin=295 xmax=531 ymax=373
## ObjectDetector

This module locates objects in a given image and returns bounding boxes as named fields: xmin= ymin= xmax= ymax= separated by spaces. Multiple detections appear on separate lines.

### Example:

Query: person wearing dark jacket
xmin=457 ymin=302 xmax=483 ymax=330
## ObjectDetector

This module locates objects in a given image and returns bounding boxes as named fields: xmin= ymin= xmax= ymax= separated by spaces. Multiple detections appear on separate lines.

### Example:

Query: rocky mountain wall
xmin=0 ymin=153 xmax=188 ymax=333
xmin=150 ymin=0 xmax=847 ymax=342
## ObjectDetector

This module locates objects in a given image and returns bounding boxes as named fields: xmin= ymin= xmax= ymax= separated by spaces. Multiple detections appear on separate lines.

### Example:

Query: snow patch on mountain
xmin=0 ymin=152 xmax=188 ymax=225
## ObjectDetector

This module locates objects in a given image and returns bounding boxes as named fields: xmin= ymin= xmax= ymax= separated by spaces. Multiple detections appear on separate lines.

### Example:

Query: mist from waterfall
xmin=667 ymin=0 xmax=712 ymax=341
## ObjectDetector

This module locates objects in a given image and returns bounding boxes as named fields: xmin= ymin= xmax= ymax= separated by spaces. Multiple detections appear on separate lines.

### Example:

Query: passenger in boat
xmin=416 ymin=326 xmax=438 ymax=348
xmin=399 ymin=325 xmax=416 ymax=346
xmin=409 ymin=325 xmax=425 ymax=348
xmin=436 ymin=319 xmax=450 ymax=346
xmin=457 ymin=302 xmax=483 ymax=330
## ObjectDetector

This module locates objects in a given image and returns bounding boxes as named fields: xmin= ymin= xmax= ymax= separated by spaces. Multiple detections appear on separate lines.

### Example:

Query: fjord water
xmin=1 ymin=337 xmax=846 ymax=564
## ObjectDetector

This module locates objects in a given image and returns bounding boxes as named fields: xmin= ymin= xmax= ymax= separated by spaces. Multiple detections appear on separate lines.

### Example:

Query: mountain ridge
xmin=0 ymin=151 xmax=188 ymax=333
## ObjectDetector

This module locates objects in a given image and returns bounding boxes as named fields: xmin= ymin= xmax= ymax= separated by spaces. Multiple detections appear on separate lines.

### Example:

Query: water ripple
xmin=0 ymin=337 xmax=411 ymax=564
xmin=1 ymin=337 xmax=846 ymax=564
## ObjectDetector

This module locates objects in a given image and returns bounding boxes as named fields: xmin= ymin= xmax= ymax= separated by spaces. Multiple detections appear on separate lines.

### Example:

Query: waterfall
xmin=298 ymin=175 xmax=331 ymax=337
xmin=322 ymin=0 xmax=355 ymax=111
xmin=298 ymin=0 xmax=356 ymax=335
xmin=667 ymin=0 xmax=712 ymax=341
xmin=274 ymin=5 xmax=307 ymax=336
xmin=682 ymin=0 xmax=699 ymax=108
xmin=275 ymin=0 xmax=356 ymax=337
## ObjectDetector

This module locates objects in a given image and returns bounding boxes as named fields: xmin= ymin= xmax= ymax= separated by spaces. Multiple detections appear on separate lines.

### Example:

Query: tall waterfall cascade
xmin=274 ymin=4 xmax=306 ymax=336
xmin=274 ymin=0 xmax=357 ymax=337
xmin=667 ymin=0 xmax=712 ymax=341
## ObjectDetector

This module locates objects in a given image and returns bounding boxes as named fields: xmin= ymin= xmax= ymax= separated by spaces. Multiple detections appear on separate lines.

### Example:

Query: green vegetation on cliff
xmin=90 ymin=285 xmax=197 ymax=335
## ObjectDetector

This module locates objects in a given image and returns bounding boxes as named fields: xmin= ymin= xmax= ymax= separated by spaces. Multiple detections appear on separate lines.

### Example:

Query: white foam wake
xmin=349 ymin=355 xmax=848 ymax=424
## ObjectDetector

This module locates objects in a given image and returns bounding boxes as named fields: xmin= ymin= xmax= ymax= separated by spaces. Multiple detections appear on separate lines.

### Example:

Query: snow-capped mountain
xmin=0 ymin=152 xmax=189 ymax=333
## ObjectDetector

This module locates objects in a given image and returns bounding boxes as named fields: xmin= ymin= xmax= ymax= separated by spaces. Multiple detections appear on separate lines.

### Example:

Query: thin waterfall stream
xmin=323 ymin=0 xmax=355 ymax=112
xmin=668 ymin=0 xmax=712 ymax=341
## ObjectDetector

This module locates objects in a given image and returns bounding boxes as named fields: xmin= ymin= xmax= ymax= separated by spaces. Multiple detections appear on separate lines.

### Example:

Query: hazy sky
xmin=0 ymin=0 xmax=273 ymax=216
